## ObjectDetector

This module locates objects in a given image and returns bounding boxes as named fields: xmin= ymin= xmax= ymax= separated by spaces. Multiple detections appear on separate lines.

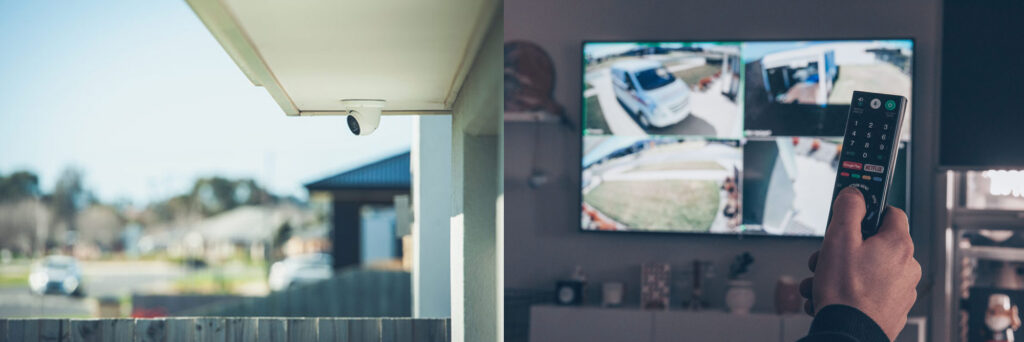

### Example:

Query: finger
xmin=804 ymin=299 xmax=814 ymax=316
xmin=873 ymin=206 xmax=911 ymax=243
xmin=799 ymin=277 xmax=813 ymax=299
xmin=808 ymin=251 xmax=819 ymax=272
xmin=824 ymin=186 xmax=867 ymax=247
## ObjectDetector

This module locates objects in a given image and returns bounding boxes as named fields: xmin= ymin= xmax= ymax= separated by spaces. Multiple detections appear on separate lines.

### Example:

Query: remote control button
xmin=883 ymin=123 xmax=889 ymax=130
xmin=863 ymin=152 xmax=869 ymax=159
xmin=881 ymin=133 xmax=887 ymax=140
xmin=851 ymin=173 xmax=861 ymax=179
xmin=864 ymin=164 xmax=884 ymax=173
xmin=861 ymin=175 xmax=871 ymax=180
xmin=865 ymin=132 xmax=871 ymax=139
xmin=851 ymin=130 xmax=857 ymax=137
xmin=879 ymin=144 xmax=885 ymax=151
xmin=840 ymin=172 xmax=850 ymax=177
xmin=885 ymin=100 xmax=896 ymax=110
xmin=868 ymin=122 xmax=874 ymax=129
xmin=873 ymin=176 xmax=883 ymax=182
xmin=842 ymin=161 xmax=863 ymax=170
xmin=871 ymin=98 xmax=881 ymax=109
xmin=875 ymin=154 xmax=885 ymax=160
xmin=864 ymin=142 xmax=870 ymax=149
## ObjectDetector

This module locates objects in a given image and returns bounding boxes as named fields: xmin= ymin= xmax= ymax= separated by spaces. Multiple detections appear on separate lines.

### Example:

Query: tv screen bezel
xmin=578 ymin=37 xmax=916 ymax=239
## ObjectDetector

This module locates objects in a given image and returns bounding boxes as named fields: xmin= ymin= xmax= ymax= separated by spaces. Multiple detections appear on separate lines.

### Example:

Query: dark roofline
xmin=304 ymin=151 xmax=411 ymax=191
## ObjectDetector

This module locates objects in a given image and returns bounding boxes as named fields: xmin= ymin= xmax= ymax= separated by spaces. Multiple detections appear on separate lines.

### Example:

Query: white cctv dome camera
xmin=342 ymin=99 xmax=385 ymax=136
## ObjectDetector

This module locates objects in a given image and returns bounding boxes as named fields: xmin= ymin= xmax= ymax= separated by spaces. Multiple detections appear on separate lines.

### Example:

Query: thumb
xmin=824 ymin=186 xmax=866 ymax=247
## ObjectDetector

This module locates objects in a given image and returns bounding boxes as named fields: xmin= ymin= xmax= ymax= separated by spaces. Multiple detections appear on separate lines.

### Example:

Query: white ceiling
xmin=188 ymin=0 xmax=498 ymax=115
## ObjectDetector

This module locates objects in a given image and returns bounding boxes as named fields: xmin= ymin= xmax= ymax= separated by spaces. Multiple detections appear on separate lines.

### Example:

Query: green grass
xmin=0 ymin=273 xmax=27 ymax=287
xmin=672 ymin=64 xmax=722 ymax=88
xmin=173 ymin=265 xmax=266 ymax=294
xmin=585 ymin=180 xmax=719 ymax=232
xmin=584 ymin=95 xmax=611 ymax=135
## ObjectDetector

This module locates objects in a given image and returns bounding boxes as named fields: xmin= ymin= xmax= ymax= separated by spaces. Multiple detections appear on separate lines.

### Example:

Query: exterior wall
xmin=504 ymin=0 xmax=943 ymax=340
xmin=450 ymin=8 xmax=503 ymax=342
xmin=412 ymin=115 xmax=453 ymax=318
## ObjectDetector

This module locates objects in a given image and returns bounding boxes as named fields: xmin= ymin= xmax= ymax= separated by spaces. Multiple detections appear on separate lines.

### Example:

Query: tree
xmin=0 ymin=171 xmax=40 ymax=203
xmin=50 ymin=167 xmax=88 ymax=247
xmin=190 ymin=177 xmax=271 ymax=216
xmin=75 ymin=205 xmax=125 ymax=251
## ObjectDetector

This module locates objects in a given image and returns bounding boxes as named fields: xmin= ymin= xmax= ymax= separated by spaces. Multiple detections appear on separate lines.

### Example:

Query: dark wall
xmin=505 ymin=0 xmax=941 ymax=318
xmin=332 ymin=201 xmax=361 ymax=270
xmin=939 ymin=0 xmax=1024 ymax=168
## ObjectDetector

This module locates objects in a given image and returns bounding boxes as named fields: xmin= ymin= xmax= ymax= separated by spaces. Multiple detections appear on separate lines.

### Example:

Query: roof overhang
xmin=186 ymin=0 xmax=499 ymax=116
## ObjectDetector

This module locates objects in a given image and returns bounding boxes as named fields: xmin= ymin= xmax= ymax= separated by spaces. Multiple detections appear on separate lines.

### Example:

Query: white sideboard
xmin=530 ymin=305 xmax=925 ymax=342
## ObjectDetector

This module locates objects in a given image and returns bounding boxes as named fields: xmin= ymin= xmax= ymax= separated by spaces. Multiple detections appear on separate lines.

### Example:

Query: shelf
xmin=952 ymin=209 xmax=1024 ymax=230
xmin=962 ymin=245 xmax=1024 ymax=262
xmin=504 ymin=111 xmax=564 ymax=124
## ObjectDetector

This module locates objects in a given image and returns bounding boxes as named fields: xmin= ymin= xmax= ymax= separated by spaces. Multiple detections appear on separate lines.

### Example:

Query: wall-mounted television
xmin=581 ymin=39 xmax=912 ymax=237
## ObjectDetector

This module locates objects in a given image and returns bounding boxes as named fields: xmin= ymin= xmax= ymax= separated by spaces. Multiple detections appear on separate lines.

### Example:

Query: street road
xmin=0 ymin=260 xmax=187 ymax=317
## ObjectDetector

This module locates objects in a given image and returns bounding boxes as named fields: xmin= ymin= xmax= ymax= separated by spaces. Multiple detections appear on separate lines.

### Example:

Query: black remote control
xmin=827 ymin=91 xmax=907 ymax=238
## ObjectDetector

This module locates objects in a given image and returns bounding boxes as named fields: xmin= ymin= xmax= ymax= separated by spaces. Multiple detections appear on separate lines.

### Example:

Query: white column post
xmin=411 ymin=115 xmax=452 ymax=318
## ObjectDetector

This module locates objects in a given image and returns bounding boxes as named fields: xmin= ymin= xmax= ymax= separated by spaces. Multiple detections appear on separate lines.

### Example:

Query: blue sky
xmin=0 ymin=1 xmax=412 ymax=204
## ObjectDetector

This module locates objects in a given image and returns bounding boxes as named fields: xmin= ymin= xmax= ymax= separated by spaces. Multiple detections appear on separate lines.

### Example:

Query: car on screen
xmin=611 ymin=59 xmax=691 ymax=128
xmin=28 ymin=255 xmax=84 ymax=296
xmin=268 ymin=253 xmax=333 ymax=291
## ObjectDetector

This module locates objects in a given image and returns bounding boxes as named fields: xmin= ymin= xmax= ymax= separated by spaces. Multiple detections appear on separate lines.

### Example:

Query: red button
xmin=840 ymin=172 xmax=850 ymax=177
xmin=842 ymin=161 xmax=863 ymax=170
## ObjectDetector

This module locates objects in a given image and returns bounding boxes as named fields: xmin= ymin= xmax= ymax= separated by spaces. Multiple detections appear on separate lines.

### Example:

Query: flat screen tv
xmin=581 ymin=39 xmax=912 ymax=237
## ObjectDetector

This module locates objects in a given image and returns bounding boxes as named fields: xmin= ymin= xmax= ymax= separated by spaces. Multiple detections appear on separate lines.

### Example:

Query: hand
xmin=799 ymin=186 xmax=921 ymax=341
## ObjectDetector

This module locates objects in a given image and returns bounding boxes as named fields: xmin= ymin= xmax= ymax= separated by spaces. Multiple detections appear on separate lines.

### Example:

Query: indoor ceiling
xmin=187 ymin=0 xmax=498 ymax=116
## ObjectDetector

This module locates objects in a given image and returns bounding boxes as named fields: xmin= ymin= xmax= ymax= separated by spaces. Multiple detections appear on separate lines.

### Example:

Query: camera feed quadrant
xmin=583 ymin=42 xmax=743 ymax=139
xmin=582 ymin=136 xmax=742 ymax=233
xmin=742 ymin=40 xmax=912 ymax=137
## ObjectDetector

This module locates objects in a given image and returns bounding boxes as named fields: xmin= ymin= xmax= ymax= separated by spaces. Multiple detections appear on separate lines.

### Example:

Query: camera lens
xmin=347 ymin=115 xmax=360 ymax=135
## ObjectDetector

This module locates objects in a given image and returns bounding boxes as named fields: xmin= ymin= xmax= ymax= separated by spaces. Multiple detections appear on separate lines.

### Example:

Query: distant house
xmin=168 ymin=205 xmax=312 ymax=261
xmin=305 ymin=151 xmax=410 ymax=270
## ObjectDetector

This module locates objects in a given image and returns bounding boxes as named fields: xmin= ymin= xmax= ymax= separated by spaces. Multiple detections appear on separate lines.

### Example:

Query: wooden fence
xmin=182 ymin=269 xmax=412 ymax=317
xmin=0 ymin=317 xmax=449 ymax=342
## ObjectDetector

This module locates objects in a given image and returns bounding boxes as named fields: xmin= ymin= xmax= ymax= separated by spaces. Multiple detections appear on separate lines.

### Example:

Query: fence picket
xmin=134 ymin=318 xmax=165 ymax=342
xmin=38 ymin=319 xmax=67 ymax=342
xmin=108 ymin=319 xmax=134 ymax=342
xmin=12 ymin=317 xmax=447 ymax=342
xmin=196 ymin=318 xmax=225 ymax=342
xmin=256 ymin=318 xmax=285 ymax=342
xmin=165 ymin=318 xmax=194 ymax=342
xmin=69 ymin=320 xmax=101 ymax=342
xmin=287 ymin=318 xmax=316 ymax=341
xmin=351 ymin=318 xmax=381 ymax=342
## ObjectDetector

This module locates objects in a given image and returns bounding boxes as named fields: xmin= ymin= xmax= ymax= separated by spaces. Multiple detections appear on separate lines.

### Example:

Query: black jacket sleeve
xmin=797 ymin=305 xmax=891 ymax=342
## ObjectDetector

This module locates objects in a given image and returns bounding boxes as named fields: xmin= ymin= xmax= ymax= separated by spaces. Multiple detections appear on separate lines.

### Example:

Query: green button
xmin=851 ymin=173 xmax=860 ymax=179
xmin=885 ymin=100 xmax=896 ymax=110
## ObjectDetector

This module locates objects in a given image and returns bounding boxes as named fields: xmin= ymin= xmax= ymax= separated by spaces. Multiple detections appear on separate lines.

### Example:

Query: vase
xmin=726 ymin=280 xmax=755 ymax=314
xmin=774 ymin=276 xmax=802 ymax=314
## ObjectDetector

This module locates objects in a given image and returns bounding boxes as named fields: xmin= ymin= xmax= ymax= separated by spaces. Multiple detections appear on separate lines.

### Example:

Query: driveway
xmin=586 ymin=66 xmax=741 ymax=137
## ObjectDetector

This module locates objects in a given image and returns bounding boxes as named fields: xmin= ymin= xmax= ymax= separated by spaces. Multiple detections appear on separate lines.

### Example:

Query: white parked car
xmin=611 ymin=59 xmax=692 ymax=128
xmin=28 ymin=255 xmax=84 ymax=296
xmin=268 ymin=253 xmax=333 ymax=291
